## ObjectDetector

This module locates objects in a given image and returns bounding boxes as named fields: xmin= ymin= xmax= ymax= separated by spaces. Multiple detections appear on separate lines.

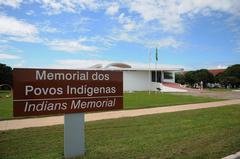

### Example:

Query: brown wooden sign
xmin=13 ymin=68 xmax=123 ymax=117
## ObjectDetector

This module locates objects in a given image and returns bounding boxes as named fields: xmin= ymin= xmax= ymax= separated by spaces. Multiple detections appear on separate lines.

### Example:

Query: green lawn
xmin=124 ymin=92 xmax=221 ymax=109
xmin=0 ymin=91 xmax=222 ymax=120
xmin=1 ymin=104 xmax=240 ymax=159
xmin=0 ymin=91 xmax=12 ymax=119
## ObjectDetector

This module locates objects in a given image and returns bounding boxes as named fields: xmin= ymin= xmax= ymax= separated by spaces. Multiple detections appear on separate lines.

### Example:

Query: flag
xmin=155 ymin=48 xmax=158 ymax=61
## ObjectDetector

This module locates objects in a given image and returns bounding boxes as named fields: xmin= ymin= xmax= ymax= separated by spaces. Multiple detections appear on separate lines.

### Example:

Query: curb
xmin=222 ymin=152 xmax=240 ymax=159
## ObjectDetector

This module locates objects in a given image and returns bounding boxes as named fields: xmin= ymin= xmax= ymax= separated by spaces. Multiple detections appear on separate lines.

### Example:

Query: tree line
xmin=0 ymin=63 xmax=13 ymax=90
xmin=176 ymin=64 xmax=240 ymax=88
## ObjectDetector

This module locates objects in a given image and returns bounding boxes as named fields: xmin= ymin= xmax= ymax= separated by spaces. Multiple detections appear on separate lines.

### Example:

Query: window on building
xmin=164 ymin=72 xmax=173 ymax=79
xmin=151 ymin=71 xmax=162 ymax=82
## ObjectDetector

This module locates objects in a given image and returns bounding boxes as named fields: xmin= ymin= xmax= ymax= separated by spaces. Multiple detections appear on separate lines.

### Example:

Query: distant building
xmin=207 ymin=69 xmax=225 ymax=76
xmin=183 ymin=69 xmax=225 ymax=76
xmin=88 ymin=63 xmax=188 ymax=92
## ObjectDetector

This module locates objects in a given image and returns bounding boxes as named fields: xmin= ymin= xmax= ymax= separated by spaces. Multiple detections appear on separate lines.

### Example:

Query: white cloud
xmin=106 ymin=3 xmax=119 ymax=16
xmin=0 ymin=45 xmax=11 ymax=51
xmin=0 ymin=14 xmax=38 ymax=36
xmin=1 ymin=0 xmax=239 ymax=53
xmin=146 ymin=37 xmax=181 ymax=48
xmin=103 ymin=0 xmax=240 ymax=49
xmin=40 ymin=25 xmax=59 ymax=33
xmin=110 ymin=28 xmax=181 ymax=49
xmin=38 ymin=0 xmax=100 ymax=14
xmin=126 ymin=0 xmax=183 ymax=33
xmin=0 ymin=14 xmax=39 ymax=43
xmin=0 ymin=45 xmax=22 ymax=53
xmin=47 ymin=39 xmax=97 ymax=53
xmin=108 ymin=12 xmax=181 ymax=48
xmin=0 ymin=39 xmax=8 ymax=43
xmin=26 ymin=10 xmax=35 ymax=16
xmin=125 ymin=0 xmax=240 ymax=33
xmin=0 ymin=53 xmax=20 ymax=59
xmin=118 ymin=13 xmax=140 ymax=31
xmin=35 ymin=20 xmax=60 ymax=34
xmin=110 ymin=31 xmax=139 ymax=43
xmin=44 ymin=0 xmax=238 ymax=49
xmin=0 ymin=0 xmax=22 ymax=8
xmin=7 ymin=36 xmax=41 ymax=43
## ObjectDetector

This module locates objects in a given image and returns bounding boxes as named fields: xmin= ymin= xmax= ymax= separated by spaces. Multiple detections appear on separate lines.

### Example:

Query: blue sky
xmin=0 ymin=0 xmax=240 ymax=70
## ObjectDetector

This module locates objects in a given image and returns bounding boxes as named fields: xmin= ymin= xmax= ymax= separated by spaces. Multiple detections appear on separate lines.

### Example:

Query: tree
xmin=180 ymin=64 xmax=240 ymax=88
xmin=193 ymin=69 xmax=214 ymax=87
xmin=184 ymin=69 xmax=214 ymax=88
xmin=0 ymin=63 xmax=13 ymax=90
xmin=216 ymin=64 xmax=240 ymax=88
xmin=184 ymin=71 xmax=195 ymax=86
xmin=175 ymin=73 xmax=185 ymax=84
xmin=224 ymin=64 xmax=240 ymax=78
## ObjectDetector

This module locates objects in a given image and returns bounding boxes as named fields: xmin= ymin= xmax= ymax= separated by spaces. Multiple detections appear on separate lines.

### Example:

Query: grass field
xmin=0 ymin=104 xmax=240 ymax=159
xmin=0 ymin=91 xmax=221 ymax=120
xmin=124 ymin=92 xmax=221 ymax=109
xmin=0 ymin=91 xmax=12 ymax=119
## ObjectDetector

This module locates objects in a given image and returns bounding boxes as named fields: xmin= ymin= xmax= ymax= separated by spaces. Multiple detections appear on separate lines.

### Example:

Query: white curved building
xmin=88 ymin=63 xmax=186 ymax=92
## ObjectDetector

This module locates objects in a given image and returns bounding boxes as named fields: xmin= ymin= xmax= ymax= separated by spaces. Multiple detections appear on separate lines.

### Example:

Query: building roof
xmin=104 ymin=63 xmax=131 ymax=68
xmin=208 ymin=69 xmax=225 ymax=76
xmin=183 ymin=69 xmax=225 ymax=76
xmin=88 ymin=62 xmax=183 ymax=72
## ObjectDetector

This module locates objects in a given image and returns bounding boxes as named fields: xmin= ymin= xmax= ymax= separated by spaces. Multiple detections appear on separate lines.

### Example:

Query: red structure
xmin=183 ymin=69 xmax=225 ymax=76
xmin=208 ymin=69 xmax=225 ymax=76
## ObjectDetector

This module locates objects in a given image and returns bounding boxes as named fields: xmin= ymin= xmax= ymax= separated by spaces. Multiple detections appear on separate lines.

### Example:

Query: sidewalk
xmin=1 ymin=99 xmax=240 ymax=131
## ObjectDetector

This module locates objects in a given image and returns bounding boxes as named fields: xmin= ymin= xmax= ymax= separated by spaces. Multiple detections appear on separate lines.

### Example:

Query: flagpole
xmin=155 ymin=48 xmax=158 ymax=94
xmin=148 ymin=49 xmax=151 ymax=95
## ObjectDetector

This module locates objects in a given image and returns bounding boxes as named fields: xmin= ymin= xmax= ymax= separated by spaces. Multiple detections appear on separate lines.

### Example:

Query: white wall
xmin=123 ymin=71 xmax=151 ymax=92
xmin=123 ymin=70 xmax=178 ymax=92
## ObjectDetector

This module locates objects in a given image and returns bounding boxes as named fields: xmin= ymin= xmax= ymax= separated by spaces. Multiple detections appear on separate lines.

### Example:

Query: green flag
xmin=155 ymin=48 xmax=158 ymax=61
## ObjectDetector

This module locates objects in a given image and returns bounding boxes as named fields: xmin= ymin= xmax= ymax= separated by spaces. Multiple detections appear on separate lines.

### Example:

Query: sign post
xmin=13 ymin=68 xmax=123 ymax=158
xmin=64 ymin=113 xmax=85 ymax=158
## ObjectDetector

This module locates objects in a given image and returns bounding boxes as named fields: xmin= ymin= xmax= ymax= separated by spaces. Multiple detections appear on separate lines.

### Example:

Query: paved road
xmin=222 ymin=151 xmax=240 ymax=159
xmin=1 ymin=99 xmax=240 ymax=131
